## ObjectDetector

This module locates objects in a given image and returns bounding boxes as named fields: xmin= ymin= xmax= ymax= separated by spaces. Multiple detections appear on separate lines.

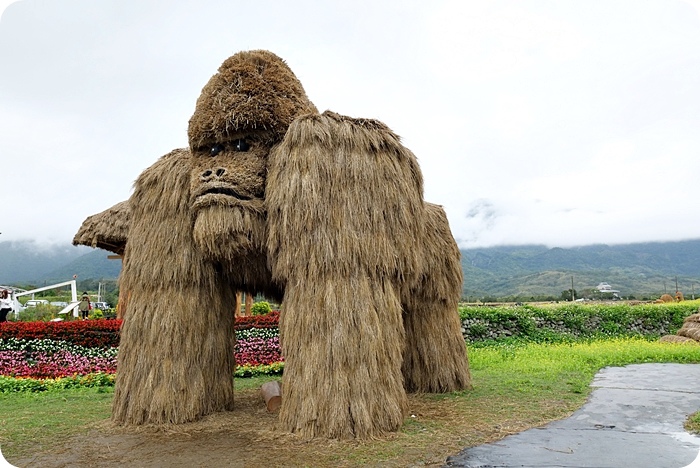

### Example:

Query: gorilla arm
xmin=112 ymin=148 xmax=237 ymax=425
xmin=72 ymin=200 xmax=130 ymax=256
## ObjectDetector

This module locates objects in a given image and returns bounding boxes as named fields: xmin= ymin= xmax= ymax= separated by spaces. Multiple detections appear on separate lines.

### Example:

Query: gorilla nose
xmin=200 ymin=167 xmax=227 ymax=181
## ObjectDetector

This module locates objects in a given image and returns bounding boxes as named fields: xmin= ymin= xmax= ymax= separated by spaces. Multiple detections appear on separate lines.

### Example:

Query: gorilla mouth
xmin=192 ymin=184 xmax=263 ymax=210
xmin=201 ymin=186 xmax=252 ymax=201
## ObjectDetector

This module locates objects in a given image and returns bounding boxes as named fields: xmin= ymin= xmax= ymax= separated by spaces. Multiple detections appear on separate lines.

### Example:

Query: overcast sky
xmin=1 ymin=0 xmax=699 ymax=249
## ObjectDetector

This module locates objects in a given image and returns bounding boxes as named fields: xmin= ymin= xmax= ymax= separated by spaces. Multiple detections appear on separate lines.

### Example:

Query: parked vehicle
xmin=24 ymin=299 xmax=49 ymax=307
xmin=92 ymin=302 xmax=110 ymax=310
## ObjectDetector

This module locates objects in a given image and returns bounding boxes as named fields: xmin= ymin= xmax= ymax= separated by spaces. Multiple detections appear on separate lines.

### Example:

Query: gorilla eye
xmin=233 ymin=139 xmax=250 ymax=152
xmin=210 ymin=144 xmax=224 ymax=156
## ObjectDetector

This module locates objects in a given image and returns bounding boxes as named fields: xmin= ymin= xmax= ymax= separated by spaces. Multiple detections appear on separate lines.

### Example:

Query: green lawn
xmin=3 ymin=338 xmax=700 ymax=466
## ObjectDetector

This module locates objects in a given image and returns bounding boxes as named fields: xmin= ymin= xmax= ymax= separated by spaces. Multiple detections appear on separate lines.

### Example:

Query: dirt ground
xmin=7 ymin=389 xmax=468 ymax=468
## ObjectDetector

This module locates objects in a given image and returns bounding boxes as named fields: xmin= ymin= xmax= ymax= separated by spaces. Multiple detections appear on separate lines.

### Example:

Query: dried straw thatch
xmin=112 ymin=148 xmax=237 ymax=425
xmin=684 ymin=313 xmax=700 ymax=324
xmin=188 ymin=49 xmax=317 ymax=150
xmin=267 ymin=111 xmax=470 ymax=438
xmin=80 ymin=49 xmax=470 ymax=438
xmin=657 ymin=293 xmax=676 ymax=303
xmin=401 ymin=202 xmax=471 ymax=393
xmin=72 ymin=200 xmax=130 ymax=255
xmin=660 ymin=334 xmax=699 ymax=344
xmin=659 ymin=311 xmax=700 ymax=344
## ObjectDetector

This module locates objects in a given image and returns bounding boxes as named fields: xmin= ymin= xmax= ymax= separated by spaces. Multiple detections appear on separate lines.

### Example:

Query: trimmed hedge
xmin=0 ymin=373 xmax=115 ymax=393
xmin=460 ymin=302 xmax=700 ymax=343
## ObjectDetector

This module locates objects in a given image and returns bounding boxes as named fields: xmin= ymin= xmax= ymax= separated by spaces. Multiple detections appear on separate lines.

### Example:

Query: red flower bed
xmin=234 ymin=310 xmax=280 ymax=330
xmin=0 ymin=320 xmax=122 ymax=348
xmin=0 ymin=310 xmax=279 ymax=347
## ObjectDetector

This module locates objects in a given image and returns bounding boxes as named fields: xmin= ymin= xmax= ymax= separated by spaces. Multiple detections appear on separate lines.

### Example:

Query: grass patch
xmin=3 ymin=338 xmax=700 ymax=467
xmin=686 ymin=411 xmax=700 ymax=435
xmin=0 ymin=386 xmax=114 ymax=459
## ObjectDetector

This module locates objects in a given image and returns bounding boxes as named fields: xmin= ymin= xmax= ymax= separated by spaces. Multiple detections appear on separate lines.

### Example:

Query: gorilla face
xmin=186 ymin=50 xmax=317 ymax=265
xmin=190 ymin=131 xmax=272 ymax=262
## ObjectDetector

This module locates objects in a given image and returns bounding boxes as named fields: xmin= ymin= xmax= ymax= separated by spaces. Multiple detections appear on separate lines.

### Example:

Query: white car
xmin=24 ymin=299 xmax=49 ymax=307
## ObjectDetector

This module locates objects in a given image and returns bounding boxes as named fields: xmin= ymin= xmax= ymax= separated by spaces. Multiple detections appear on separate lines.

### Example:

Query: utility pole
xmin=571 ymin=276 xmax=575 ymax=302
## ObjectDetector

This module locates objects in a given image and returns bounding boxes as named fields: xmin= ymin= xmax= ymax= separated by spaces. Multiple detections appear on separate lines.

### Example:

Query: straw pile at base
xmin=112 ymin=149 xmax=237 ymax=425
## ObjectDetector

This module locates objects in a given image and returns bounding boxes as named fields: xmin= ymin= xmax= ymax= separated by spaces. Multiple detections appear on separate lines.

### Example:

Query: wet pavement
xmin=445 ymin=363 xmax=700 ymax=468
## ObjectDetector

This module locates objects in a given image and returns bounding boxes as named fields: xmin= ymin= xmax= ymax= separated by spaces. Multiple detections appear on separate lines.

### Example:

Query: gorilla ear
xmin=266 ymin=111 xmax=426 ymax=283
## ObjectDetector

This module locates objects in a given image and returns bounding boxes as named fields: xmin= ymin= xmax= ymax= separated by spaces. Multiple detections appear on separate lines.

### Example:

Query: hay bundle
xmin=112 ymin=149 xmax=237 ymax=425
xmin=678 ymin=328 xmax=700 ymax=341
xmin=267 ymin=111 xmax=470 ymax=438
xmin=679 ymin=321 xmax=700 ymax=331
xmin=684 ymin=313 xmax=700 ymax=324
xmin=673 ymin=312 xmax=700 ymax=342
xmin=72 ymin=200 xmax=130 ymax=255
xmin=658 ymin=294 xmax=675 ymax=303
xmin=660 ymin=335 xmax=699 ymax=344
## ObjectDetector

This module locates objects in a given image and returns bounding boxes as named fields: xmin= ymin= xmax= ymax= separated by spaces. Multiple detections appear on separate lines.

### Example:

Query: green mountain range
xmin=461 ymin=241 xmax=700 ymax=300
xmin=2 ymin=239 xmax=700 ymax=299
xmin=0 ymin=241 xmax=120 ymax=286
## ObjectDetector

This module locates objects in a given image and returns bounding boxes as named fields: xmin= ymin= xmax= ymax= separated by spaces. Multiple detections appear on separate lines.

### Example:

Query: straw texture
xmin=660 ymin=310 xmax=700 ymax=344
xmin=188 ymin=49 xmax=317 ymax=150
xmin=401 ymin=203 xmax=471 ymax=393
xmin=267 ymin=111 xmax=469 ymax=438
xmin=660 ymin=334 xmax=699 ymax=344
xmin=72 ymin=200 xmax=129 ymax=255
xmin=77 ymin=49 xmax=470 ymax=438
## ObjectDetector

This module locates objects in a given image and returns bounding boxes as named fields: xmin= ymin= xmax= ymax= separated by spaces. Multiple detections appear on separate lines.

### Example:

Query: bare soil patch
xmin=7 ymin=382 xmax=580 ymax=468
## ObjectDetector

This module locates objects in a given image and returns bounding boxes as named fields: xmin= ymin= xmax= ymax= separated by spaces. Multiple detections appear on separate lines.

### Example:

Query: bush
xmin=459 ymin=301 xmax=699 ymax=343
xmin=0 ymin=373 xmax=115 ymax=393
xmin=250 ymin=301 xmax=272 ymax=316
xmin=15 ymin=304 xmax=63 ymax=322
xmin=89 ymin=309 xmax=104 ymax=320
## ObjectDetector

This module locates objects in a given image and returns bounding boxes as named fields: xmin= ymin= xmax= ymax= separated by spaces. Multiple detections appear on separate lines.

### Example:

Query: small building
xmin=596 ymin=282 xmax=621 ymax=299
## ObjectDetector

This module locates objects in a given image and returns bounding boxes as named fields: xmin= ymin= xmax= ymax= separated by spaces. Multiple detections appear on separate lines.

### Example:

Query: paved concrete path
xmin=445 ymin=363 xmax=700 ymax=468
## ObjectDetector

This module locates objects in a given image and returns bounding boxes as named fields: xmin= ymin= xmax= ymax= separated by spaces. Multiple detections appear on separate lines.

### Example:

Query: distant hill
xmin=3 ymin=239 xmax=700 ymax=299
xmin=0 ymin=241 xmax=120 ymax=285
xmin=460 ymin=240 xmax=700 ymax=299
xmin=44 ymin=248 xmax=121 ymax=283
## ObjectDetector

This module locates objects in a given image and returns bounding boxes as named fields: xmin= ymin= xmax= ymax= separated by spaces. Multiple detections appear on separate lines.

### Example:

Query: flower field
xmin=0 ymin=312 xmax=283 ymax=392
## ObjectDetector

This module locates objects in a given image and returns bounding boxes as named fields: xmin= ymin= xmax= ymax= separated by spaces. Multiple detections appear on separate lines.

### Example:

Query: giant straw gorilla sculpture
xmin=77 ymin=50 xmax=470 ymax=439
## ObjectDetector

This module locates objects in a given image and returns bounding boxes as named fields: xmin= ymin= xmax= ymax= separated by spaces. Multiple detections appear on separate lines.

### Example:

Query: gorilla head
xmin=187 ymin=50 xmax=317 ymax=263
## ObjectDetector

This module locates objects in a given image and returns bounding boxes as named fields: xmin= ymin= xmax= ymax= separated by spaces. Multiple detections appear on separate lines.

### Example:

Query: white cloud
xmin=427 ymin=1 xmax=589 ymax=85
xmin=1 ymin=0 xmax=700 ymax=251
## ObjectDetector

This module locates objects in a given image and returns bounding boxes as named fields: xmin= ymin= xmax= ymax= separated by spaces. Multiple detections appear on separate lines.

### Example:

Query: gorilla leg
xmin=401 ymin=204 xmax=471 ymax=393
xmin=112 ymin=283 xmax=236 ymax=424
xmin=279 ymin=276 xmax=407 ymax=438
